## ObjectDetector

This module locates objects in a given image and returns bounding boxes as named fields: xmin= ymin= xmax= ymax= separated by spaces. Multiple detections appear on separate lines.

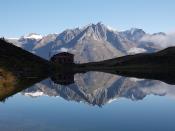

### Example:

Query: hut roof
xmin=53 ymin=52 xmax=74 ymax=57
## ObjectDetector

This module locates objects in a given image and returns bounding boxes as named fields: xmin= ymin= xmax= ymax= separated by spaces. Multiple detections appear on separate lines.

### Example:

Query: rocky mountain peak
xmin=80 ymin=22 xmax=111 ymax=41
xmin=121 ymin=28 xmax=146 ymax=42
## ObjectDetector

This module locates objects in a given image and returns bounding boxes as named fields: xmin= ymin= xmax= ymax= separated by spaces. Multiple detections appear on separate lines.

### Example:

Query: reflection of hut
xmin=50 ymin=52 xmax=74 ymax=64
xmin=51 ymin=73 xmax=74 ymax=85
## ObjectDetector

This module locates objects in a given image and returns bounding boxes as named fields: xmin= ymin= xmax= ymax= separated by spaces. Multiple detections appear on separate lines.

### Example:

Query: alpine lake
xmin=0 ymin=71 xmax=175 ymax=131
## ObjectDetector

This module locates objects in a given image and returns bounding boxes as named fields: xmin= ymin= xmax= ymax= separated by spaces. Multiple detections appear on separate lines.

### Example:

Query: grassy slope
xmin=0 ymin=39 xmax=50 ymax=77
xmin=75 ymin=47 xmax=175 ymax=71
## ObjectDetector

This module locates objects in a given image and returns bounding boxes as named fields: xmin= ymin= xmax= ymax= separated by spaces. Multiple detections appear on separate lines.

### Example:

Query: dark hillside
xmin=0 ymin=39 xmax=50 ymax=78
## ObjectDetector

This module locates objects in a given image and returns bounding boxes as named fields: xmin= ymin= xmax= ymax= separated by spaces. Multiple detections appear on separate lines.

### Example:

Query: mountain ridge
xmin=7 ymin=22 xmax=170 ymax=63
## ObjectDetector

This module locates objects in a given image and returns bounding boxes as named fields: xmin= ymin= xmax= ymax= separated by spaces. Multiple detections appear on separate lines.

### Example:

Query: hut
xmin=50 ymin=52 xmax=74 ymax=64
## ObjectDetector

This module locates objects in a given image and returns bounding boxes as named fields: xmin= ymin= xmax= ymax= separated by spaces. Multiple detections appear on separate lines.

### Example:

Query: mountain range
xmin=7 ymin=22 xmax=169 ymax=63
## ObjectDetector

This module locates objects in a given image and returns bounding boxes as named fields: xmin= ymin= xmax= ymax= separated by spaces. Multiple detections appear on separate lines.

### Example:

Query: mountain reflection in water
xmin=23 ymin=72 xmax=175 ymax=106
xmin=1 ymin=70 xmax=175 ymax=106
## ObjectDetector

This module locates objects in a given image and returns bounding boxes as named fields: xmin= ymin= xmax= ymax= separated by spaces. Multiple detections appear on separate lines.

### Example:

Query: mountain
xmin=7 ymin=22 xmax=170 ymax=63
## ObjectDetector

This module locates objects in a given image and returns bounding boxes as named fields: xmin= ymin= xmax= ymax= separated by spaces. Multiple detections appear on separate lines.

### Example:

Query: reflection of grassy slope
xmin=0 ymin=68 xmax=46 ymax=101
xmin=0 ymin=39 xmax=50 ymax=101
xmin=0 ymin=68 xmax=16 ymax=89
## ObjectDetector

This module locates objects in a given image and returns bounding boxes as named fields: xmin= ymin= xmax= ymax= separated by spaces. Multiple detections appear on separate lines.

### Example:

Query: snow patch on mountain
xmin=24 ymin=33 xmax=43 ymax=40
xmin=129 ymin=77 xmax=145 ymax=82
xmin=60 ymin=47 xmax=68 ymax=52
xmin=24 ymin=91 xmax=44 ymax=97
xmin=106 ymin=25 xmax=117 ymax=32
xmin=128 ymin=47 xmax=147 ymax=54
xmin=107 ymin=98 xmax=118 ymax=104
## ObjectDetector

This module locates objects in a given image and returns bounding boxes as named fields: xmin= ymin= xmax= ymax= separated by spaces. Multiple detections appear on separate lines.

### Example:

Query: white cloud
xmin=140 ymin=33 xmax=175 ymax=48
xmin=141 ymin=82 xmax=175 ymax=98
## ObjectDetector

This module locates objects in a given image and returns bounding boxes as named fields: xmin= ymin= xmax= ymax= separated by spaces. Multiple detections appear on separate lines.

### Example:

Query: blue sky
xmin=0 ymin=0 xmax=175 ymax=37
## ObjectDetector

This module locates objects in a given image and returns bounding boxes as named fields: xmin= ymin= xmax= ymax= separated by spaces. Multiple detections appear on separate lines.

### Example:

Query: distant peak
xmin=97 ymin=22 xmax=117 ymax=31
xmin=152 ymin=32 xmax=166 ymax=36
xmin=83 ymin=22 xmax=105 ymax=28
xmin=129 ymin=28 xmax=145 ymax=34
xmin=81 ymin=22 xmax=110 ymax=40
xmin=96 ymin=22 xmax=104 ymax=26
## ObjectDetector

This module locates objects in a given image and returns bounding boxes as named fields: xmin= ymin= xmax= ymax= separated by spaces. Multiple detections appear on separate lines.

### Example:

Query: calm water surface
xmin=0 ymin=72 xmax=175 ymax=131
